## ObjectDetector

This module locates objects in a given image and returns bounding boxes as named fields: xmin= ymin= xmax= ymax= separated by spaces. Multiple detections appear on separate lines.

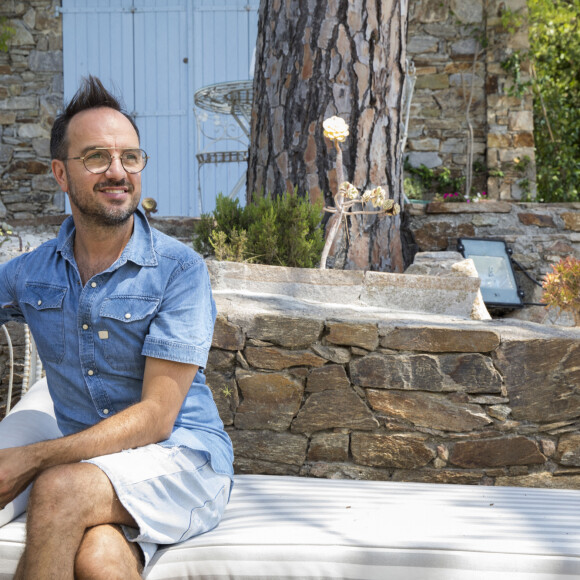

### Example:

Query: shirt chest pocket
xmin=21 ymin=283 xmax=67 ymax=363
xmin=99 ymin=296 xmax=160 ymax=373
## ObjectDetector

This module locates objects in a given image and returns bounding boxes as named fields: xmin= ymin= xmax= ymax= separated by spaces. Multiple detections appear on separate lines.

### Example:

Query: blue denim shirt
xmin=0 ymin=210 xmax=233 ymax=479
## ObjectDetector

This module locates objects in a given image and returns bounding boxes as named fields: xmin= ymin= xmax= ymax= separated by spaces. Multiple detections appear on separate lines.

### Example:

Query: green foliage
xmin=542 ymin=256 xmax=580 ymax=320
xmin=0 ymin=223 xmax=13 ymax=248
xmin=529 ymin=0 xmax=580 ymax=202
xmin=500 ymin=51 xmax=533 ymax=99
xmin=0 ymin=17 xmax=14 ymax=52
xmin=499 ymin=7 xmax=525 ymax=35
xmin=193 ymin=192 xmax=325 ymax=268
xmin=403 ymin=160 xmax=466 ymax=200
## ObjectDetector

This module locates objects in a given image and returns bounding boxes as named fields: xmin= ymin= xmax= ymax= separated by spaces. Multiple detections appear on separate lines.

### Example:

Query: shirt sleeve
xmin=141 ymin=257 xmax=217 ymax=368
xmin=0 ymin=256 xmax=25 ymax=326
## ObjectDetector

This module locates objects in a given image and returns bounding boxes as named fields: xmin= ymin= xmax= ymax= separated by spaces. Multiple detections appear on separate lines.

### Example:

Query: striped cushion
xmin=2 ymin=475 xmax=580 ymax=579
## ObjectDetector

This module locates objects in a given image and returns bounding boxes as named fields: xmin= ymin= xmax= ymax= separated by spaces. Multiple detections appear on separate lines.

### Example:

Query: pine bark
xmin=248 ymin=0 xmax=408 ymax=272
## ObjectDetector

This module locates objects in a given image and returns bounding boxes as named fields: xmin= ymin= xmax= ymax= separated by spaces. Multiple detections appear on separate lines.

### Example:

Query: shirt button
xmin=91 ymin=282 xmax=97 ymax=288
xmin=82 ymin=324 xmax=89 ymax=330
xmin=37 ymin=300 xmax=42 ymax=306
xmin=125 ymin=313 xmax=131 ymax=319
xmin=87 ymin=369 xmax=94 ymax=376
xmin=103 ymin=409 xmax=109 ymax=415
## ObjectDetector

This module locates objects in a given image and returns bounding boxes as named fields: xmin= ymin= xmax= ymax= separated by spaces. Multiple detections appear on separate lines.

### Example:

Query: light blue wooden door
xmin=60 ymin=0 xmax=258 ymax=217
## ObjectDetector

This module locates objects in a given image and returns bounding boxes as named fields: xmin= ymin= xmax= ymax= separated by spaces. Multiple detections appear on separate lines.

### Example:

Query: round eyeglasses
xmin=65 ymin=148 xmax=149 ymax=174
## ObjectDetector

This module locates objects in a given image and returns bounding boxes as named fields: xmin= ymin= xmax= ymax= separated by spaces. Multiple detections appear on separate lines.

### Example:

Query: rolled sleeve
xmin=0 ymin=257 xmax=25 ymax=326
xmin=141 ymin=258 xmax=216 ymax=368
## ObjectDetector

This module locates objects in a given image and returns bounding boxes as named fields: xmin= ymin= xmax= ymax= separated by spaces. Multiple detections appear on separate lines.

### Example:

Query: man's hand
xmin=0 ymin=445 xmax=40 ymax=508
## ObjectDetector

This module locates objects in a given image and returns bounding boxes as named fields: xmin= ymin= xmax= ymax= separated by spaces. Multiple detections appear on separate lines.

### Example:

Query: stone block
xmin=517 ymin=213 xmax=556 ymax=228
xmin=415 ymin=74 xmax=449 ymax=90
xmin=292 ymin=388 xmax=378 ymax=434
xmin=28 ymin=50 xmax=63 ymax=72
xmin=366 ymin=389 xmax=492 ymax=432
xmin=562 ymin=213 xmax=580 ymax=232
xmin=306 ymin=364 xmax=350 ymax=392
xmin=351 ymin=351 xmax=501 ymax=393
xmin=212 ymin=316 xmax=245 ymax=351
xmin=244 ymin=345 xmax=326 ymax=370
xmin=450 ymin=0 xmax=483 ymax=23
xmin=307 ymin=432 xmax=349 ymax=462
xmin=205 ymin=371 xmax=238 ymax=426
xmin=450 ymin=437 xmax=545 ymax=468
xmin=206 ymin=349 xmax=236 ymax=371
xmin=407 ymin=35 xmax=439 ymax=54
xmin=405 ymin=152 xmax=442 ymax=169
xmin=513 ymin=132 xmax=534 ymax=147
xmin=0 ymin=95 xmax=37 ymax=110
xmin=380 ymin=326 xmax=500 ymax=353
xmin=9 ymin=20 xmax=34 ymax=46
xmin=325 ymin=321 xmax=379 ymax=350
xmin=246 ymin=314 xmax=324 ymax=349
xmin=311 ymin=343 xmax=351 ymax=364
xmin=508 ymin=111 xmax=533 ymax=131
xmin=351 ymin=433 xmax=436 ymax=469
xmin=207 ymin=260 xmax=364 ymax=307
xmin=235 ymin=369 xmax=304 ymax=431
xmin=408 ymin=137 xmax=441 ymax=151
xmin=450 ymin=38 xmax=479 ymax=58
xmin=487 ymin=132 xmax=511 ymax=148
xmin=0 ymin=112 xmax=16 ymax=125
xmin=426 ymin=201 xmax=512 ymax=213
xmin=230 ymin=430 xmax=308 ymax=466
xmin=495 ymin=338 xmax=580 ymax=422
xmin=410 ymin=0 xmax=449 ymax=23
xmin=440 ymin=138 xmax=465 ymax=154
xmin=557 ymin=434 xmax=580 ymax=467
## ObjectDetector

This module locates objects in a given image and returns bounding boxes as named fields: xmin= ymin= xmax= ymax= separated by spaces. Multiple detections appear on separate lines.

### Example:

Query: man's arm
xmin=0 ymin=357 xmax=198 ymax=507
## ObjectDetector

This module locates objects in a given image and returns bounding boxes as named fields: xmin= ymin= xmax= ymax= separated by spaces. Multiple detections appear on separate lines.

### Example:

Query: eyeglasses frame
xmin=64 ymin=147 xmax=149 ymax=174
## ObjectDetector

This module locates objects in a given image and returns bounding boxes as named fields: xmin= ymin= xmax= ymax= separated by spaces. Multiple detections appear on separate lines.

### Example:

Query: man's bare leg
xmin=14 ymin=462 xmax=142 ymax=580
xmin=75 ymin=524 xmax=144 ymax=579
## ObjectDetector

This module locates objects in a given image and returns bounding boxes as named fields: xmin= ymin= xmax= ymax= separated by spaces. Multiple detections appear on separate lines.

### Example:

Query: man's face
xmin=52 ymin=107 xmax=142 ymax=227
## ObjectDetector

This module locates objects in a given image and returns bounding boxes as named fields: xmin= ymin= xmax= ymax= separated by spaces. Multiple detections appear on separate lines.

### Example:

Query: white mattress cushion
xmin=2 ymin=382 xmax=580 ymax=579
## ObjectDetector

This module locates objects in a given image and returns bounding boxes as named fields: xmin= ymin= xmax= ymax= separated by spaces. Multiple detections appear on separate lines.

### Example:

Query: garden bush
xmin=193 ymin=191 xmax=325 ymax=268
xmin=529 ymin=0 xmax=580 ymax=202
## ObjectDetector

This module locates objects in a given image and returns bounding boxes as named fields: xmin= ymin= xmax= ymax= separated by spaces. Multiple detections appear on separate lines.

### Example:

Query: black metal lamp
xmin=457 ymin=238 xmax=524 ymax=309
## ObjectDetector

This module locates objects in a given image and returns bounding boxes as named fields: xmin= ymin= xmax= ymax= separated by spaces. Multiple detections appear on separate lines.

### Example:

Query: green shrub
xmin=529 ymin=0 xmax=580 ymax=202
xmin=193 ymin=191 xmax=325 ymax=268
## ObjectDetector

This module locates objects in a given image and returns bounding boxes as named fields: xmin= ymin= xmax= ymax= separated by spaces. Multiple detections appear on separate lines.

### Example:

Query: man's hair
xmin=50 ymin=75 xmax=140 ymax=160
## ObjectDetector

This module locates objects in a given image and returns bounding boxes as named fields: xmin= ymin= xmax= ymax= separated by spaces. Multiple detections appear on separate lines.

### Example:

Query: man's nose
xmin=105 ymin=155 xmax=127 ymax=178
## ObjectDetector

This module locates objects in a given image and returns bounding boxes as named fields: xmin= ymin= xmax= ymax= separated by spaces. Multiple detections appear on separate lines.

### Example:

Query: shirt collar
xmin=56 ymin=208 xmax=158 ymax=268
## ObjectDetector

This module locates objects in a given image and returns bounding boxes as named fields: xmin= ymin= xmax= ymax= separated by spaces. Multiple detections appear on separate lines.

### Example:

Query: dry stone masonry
xmin=0 ymin=0 xmax=64 ymax=220
xmin=407 ymin=202 xmax=580 ymax=325
xmin=204 ymin=261 xmax=580 ymax=489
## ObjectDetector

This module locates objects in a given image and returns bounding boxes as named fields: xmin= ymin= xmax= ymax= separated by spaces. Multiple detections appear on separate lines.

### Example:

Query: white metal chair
xmin=1 ymin=324 xmax=43 ymax=418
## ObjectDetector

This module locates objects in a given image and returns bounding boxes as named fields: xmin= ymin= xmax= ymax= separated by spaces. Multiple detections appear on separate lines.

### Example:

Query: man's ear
xmin=51 ymin=160 xmax=68 ymax=192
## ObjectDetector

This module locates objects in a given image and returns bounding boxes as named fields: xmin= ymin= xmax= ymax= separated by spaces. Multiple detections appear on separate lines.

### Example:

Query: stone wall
xmin=407 ymin=201 xmax=580 ymax=325
xmin=0 ymin=0 xmax=63 ymax=220
xmin=406 ymin=0 xmax=535 ymax=200
xmin=207 ymin=282 xmax=580 ymax=489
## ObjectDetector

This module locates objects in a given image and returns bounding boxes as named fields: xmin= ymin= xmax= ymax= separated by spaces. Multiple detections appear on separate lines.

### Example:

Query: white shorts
xmin=85 ymin=445 xmax=231 ymax=568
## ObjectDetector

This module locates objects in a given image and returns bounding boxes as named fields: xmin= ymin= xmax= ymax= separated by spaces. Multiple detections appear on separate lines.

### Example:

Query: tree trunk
xmin=248 ymin=0 xmax=408 ymax=272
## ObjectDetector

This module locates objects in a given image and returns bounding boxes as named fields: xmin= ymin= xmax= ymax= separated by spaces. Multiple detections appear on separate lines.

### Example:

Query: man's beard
xmin=66 ymin=169 xmax=140 ymax=227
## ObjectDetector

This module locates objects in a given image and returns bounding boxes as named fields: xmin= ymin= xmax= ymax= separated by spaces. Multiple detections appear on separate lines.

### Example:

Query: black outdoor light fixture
xmin=457 ymin=238 xmax=524 ymax=309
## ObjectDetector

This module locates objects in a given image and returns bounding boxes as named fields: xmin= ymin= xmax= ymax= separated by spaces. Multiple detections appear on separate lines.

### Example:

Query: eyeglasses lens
xmin=83 ymin=149 xmax=147 ymax=174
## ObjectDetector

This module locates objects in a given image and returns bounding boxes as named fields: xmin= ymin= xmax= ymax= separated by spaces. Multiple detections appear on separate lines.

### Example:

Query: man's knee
xmin=75 ymin=524 xmax=143 ymax=580
xmin=28 ymin=464 xmax=76 ymax=511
